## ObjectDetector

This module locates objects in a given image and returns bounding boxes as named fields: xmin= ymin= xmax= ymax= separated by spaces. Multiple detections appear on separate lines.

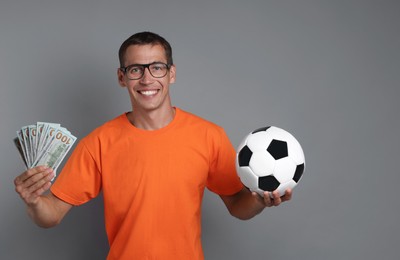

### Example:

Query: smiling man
xmin=14 ymin=31 xmax=292 ymax=260
xmin=118 ymin=42 xmax=176 ymax=130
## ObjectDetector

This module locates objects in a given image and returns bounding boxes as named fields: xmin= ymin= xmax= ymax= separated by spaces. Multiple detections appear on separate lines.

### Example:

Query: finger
xmin=14 ymin=166 xmax=49 ymax=185
xmin=20 ymin=176 xmax=53 ymax=205
xmin=31 ymin=181 xmax=52 ymax=198
xmin=271 ymin=191 xmax=282 ymax=206
xmin=252 ymin=191 xmax=272 ymax=207
xmin=282 ymin=189 xmax=293 ymax=202
xmin=24 ymin=168 xmax=54 ymax=189
xmin=19 ymin=168 xmax=53 ymax=190
xmin=26 ymin=171 xmax=54 ymax=193
xmin=15 ymin=168 xmax=54 ymax=203
xmin=262 ymin=191 xmax=274 ymax=207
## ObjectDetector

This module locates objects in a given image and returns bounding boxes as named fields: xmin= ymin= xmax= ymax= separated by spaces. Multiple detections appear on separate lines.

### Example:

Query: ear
xmin=169 ymin=64 xmax=176 ymax=84
xmin=117 ymin=68 xmax=127 ymax=87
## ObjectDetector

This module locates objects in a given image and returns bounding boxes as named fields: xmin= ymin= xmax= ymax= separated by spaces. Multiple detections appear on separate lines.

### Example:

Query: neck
xmin=128 ymin=107 xmax=176 ymax=130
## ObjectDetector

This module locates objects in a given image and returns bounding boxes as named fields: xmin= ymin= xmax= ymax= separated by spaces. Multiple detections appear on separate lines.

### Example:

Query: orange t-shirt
xmin=51 ymin=108 xmax=243 ymax=260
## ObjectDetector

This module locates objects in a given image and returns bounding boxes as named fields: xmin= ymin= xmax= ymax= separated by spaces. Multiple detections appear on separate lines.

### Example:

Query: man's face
xmin=118 ymin=44 xmax=176 ymax=113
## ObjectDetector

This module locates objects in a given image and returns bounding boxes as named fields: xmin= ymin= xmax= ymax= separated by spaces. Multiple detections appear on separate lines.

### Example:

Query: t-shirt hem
xmin=50 ymin=186 xmax=88 ymax=206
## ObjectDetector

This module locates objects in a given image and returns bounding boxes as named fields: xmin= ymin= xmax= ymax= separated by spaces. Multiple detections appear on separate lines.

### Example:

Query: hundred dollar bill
xmin=21 ymin=125 xmax=33 ymax=167
xmin=28 ymin=125 xmax=37 ymax=164
xmin=14 ymin=137 xmax=28 ymax=168
xmin=16 ymin=129 xmax=29 ymax=168
xmin=36 ymin=122 xmax=47 ymax=156
xmin=14 ymin=122 xmax=77 ymax=178
xmin=37 ymin=123 xmax=60 ymax=154
xmin=32 ymin=127 xmax=77 ymax=172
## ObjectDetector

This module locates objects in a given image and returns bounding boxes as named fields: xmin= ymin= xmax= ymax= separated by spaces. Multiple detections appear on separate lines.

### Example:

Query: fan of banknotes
xmin=14 ymin=122 xmax=77 ymax=175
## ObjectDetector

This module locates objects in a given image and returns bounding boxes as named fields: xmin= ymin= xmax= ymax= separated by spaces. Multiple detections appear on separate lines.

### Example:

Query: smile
xmin=138 ymin=90 xmax=159 ymax=96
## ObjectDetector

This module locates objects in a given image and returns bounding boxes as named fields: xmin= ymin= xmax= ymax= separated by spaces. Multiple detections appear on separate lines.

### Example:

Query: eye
xmin=128 ymin=66 xmax=143 ymax=74
xmin=151 ymin=64 xmax=164 ymax=71
xmin=154 ymin=62 xmax=169 ymax=70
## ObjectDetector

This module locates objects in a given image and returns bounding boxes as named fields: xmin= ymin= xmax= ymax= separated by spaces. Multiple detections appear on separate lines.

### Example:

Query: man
xmin=14 ymin=31 xmax=292 ymax=259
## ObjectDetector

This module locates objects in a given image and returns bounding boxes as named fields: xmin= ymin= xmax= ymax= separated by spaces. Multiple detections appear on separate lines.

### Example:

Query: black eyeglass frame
xmin=120 ymin=62 xmax=172 ymax=80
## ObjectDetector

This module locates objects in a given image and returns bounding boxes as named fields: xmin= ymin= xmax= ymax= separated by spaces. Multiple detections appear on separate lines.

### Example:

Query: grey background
xmin=1 ymin=0 xmax=399 ymax=259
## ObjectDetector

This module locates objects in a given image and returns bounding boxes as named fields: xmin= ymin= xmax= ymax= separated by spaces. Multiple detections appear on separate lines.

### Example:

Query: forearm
xmin=222 ymin=188 xmax=265 ymax=220
xmin=26 ymin=193 xmax=69 ymax=228
xmin=230 ymin=196 xmax=265 ymax=220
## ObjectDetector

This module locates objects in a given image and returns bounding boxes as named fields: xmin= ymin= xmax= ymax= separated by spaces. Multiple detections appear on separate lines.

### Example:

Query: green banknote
xmin=14 ymin=122 xmax=77 ymax=179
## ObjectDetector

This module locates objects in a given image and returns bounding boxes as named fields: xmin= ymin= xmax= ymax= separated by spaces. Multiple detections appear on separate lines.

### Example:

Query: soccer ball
xmin=236 ymin=126 xmax=305 ymax=197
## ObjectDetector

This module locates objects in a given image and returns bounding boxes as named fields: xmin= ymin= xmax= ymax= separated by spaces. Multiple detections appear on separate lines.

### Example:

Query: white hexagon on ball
xmin=249 ymin=150 xmax=275 ymax=177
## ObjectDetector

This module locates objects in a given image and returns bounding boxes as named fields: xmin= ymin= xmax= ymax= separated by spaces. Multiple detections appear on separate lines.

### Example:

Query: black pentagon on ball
xmin=252 ymin=126 xmax=271 ymax=134
xmin=267 ymin=139 xmax=288 ymax=160
xmin=293 ymin=163 xmax=305 ymax=183
xmin=259 ymin=175 xmax=280 ymax=192
xmin=238 ymin=145 xmax=253 ymax=167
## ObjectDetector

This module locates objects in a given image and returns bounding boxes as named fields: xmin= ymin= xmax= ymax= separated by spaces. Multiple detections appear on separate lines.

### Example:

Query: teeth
xmin=140 ymin=90 xmax=158 ymax=96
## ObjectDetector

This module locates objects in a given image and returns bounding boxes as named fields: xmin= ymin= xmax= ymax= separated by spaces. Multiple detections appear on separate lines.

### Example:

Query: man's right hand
xmin=14 ymin=166 xmax=72 ymax=228
xmin=14 ymin=166 xmax=55 ymax=206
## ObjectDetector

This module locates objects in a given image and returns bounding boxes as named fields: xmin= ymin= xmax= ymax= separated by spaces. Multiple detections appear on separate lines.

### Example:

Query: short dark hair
xmin=118 ymin=31 xmax=173 ymax=68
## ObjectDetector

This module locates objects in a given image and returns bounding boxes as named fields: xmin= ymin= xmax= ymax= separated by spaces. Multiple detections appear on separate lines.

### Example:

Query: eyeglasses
xmin=120 ymin=62 xmax=171 ymax=80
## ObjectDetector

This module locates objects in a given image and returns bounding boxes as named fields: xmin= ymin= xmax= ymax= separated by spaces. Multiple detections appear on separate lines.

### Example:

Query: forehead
xmin=124 ymin=44 xmax=167 ymax=65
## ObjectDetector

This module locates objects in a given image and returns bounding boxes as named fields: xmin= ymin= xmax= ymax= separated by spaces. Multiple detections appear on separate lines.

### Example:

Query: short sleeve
xmin=206 ymin=128 xmax=243 ymax=196
xmin=51 ymin=138 xmax=102 ymax=206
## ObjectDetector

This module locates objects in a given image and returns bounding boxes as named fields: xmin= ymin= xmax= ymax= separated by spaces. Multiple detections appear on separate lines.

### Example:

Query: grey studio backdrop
xmin=1 ymin=1 xmax=399 ymax=259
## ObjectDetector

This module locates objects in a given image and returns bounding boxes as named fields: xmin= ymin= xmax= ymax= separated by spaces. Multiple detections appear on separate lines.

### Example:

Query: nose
xmin=139 ymin=67 xmax=154 ymax=84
